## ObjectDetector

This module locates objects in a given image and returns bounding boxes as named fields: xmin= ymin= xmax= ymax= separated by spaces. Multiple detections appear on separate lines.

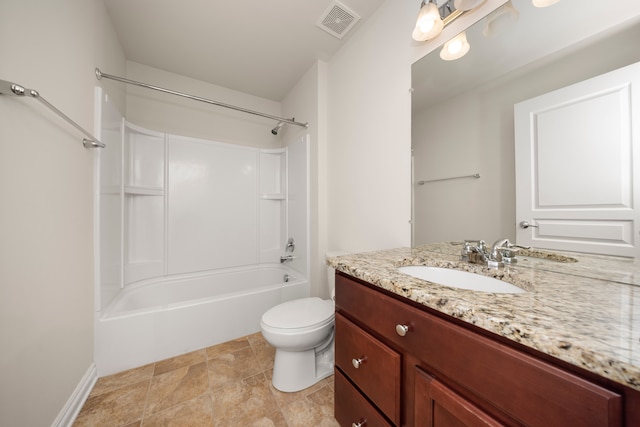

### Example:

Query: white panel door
xmin=515 ymin=61 xmax=640 ymax=257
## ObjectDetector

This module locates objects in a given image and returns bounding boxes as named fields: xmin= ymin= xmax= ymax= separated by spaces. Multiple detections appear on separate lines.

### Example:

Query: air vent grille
xmin=316 ymin=1 xmax=360 ymax=39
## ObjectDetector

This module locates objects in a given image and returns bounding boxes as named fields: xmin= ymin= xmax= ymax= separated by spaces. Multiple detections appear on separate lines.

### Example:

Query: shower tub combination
xmin=94 ymin=88 xmax=310 ymax=376
xmin=95 ymin=264 xmax=308 ymax=376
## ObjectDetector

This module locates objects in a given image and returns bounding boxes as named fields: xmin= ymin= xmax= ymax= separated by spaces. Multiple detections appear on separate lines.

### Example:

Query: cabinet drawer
xmin=335 ymin=370 xmax=393 ymax=427
xmin=336 ymin=273 xmax=622 ymax=426
xmin=335 ymin=313 xmax=401 ymax=426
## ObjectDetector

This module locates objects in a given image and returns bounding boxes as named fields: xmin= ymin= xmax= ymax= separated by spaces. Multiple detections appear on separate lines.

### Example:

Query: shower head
xmin=271 ymin=121 xmax=285 ymax=135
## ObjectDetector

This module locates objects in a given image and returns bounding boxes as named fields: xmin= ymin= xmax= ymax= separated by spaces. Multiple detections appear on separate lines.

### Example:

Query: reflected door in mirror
xmin=515 ymin=61 xmax=640 ymax=257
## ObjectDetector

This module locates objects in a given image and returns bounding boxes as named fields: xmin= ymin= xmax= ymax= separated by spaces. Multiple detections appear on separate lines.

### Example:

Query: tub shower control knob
xmin=352 ymin=357 xmax=366 ymax=369
xmin=396 ymin=324 xmax=409 ymax=337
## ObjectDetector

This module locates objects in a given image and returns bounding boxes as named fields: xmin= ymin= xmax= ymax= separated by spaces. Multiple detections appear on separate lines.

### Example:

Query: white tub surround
xmin=94 ymin=87 xmax=310 ymax=376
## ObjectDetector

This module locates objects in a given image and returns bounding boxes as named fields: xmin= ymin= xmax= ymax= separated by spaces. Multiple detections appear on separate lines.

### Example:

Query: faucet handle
xmin=285 ymin=237 xmax=295 ymax=253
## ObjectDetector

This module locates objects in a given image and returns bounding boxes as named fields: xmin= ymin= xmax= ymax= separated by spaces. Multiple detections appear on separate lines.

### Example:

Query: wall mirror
xmin=411 ymin=0 xmax=640 ymax=258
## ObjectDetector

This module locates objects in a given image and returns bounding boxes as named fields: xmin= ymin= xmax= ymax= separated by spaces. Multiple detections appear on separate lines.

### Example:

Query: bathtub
xmin=94 ymin=264 xmax=309 ymax=376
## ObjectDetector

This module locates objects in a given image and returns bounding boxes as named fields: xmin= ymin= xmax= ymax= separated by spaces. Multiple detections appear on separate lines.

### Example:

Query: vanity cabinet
xmin=334 ymin=272 xmax=628 ymax=427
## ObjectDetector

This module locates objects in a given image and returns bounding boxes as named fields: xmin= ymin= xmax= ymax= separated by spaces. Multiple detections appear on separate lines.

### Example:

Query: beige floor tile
xmin=73 ymin=380 xmax=149 ymax=427
xmin=145 ymin=361 xmax=210 ymax=416
xmin=142 ymin=393 xmax=214 ymax=427
xmin=247 ymin=331 xmax=267 ymax=346
xmin=268 ymin=375 xmax=329 ymax=409
xmin=208 ymin=346 xmax=262 ymax=389
xmin=77 ymin=333 xmax=338 ymax=426
xmin=89 ymin=363 xmax=154 ymax=397
xmin=281 ymin=386 xmax=339 ymax=427
xmin=211 ymin=373 xmax=282 ymax=426
xmin=246 ymin=410 xmax=289 ymax=427
xmin=251 ymin=339 xmax=276 ymax=372
xmin=205 ymin=336 xmax=250 ymax=358
xmin=154 ymin=349 xmax=207 ymax=376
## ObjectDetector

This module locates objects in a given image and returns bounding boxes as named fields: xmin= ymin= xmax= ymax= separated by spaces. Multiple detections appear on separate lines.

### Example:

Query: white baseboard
xmin=51 ymin=363 xmax=97 ymax=427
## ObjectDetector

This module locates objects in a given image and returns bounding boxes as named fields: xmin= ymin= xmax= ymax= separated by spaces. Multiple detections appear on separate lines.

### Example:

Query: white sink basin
xmin=398 ymin=266 xmax=526 ymax=294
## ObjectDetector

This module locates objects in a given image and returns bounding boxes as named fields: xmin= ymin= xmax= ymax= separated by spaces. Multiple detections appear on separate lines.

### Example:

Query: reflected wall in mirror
xmin=411 ymin=0 xmax=640 ymax=248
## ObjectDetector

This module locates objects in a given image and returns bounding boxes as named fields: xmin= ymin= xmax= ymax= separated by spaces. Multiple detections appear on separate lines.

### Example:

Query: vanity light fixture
xmin=412 ymin=0 xmax=444 ymax=41
xmin=440 ymin=31 xmax=470 ymax=60
xmin=453 ymin=0 xmax=487 ymax=11
xmin=482 ymin=0 xmax=520 ymax=37
xmin=532 ymin=0 xmax=560 ymax=7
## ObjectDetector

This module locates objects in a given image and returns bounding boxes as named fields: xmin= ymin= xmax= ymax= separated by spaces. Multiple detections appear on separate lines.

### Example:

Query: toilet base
xmin=271 ymin=344 xmax=334 ymax=392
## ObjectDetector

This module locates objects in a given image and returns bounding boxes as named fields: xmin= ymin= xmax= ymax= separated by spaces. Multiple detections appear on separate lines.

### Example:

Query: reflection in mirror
xmin=411 ymin=0 xmax=640 ymax=250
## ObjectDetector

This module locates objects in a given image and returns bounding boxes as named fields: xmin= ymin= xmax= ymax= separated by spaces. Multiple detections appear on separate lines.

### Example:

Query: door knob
xmin=519 ymin=221 xmax=539 ymax=229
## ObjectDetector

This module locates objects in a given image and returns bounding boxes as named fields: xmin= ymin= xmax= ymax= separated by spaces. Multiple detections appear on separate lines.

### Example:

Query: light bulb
xmin=412 ymin=1 xmax=444 ymax=41
xmin=440 ymin=32 xmax=470 ymax=61
xmin=448 ymin=40 xmax=463 ymax=55
xmin=532 ymin=0 xmax=560 ymax=7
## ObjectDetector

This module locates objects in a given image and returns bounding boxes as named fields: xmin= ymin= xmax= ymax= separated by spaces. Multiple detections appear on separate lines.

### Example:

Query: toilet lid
xmin=262 ymin=297 xmax=334 ymax=329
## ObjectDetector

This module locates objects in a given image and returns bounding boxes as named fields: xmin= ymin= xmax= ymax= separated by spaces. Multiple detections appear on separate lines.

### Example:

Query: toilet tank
xmin=325 ymin=251 xmax=351 ymax=300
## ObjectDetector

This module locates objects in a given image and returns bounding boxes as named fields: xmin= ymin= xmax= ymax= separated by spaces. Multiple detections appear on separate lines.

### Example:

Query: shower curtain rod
xmin=0 ymin=78 xmax=105 ymax=148
xmin=95 ymin=68 xmax=309 ymax=129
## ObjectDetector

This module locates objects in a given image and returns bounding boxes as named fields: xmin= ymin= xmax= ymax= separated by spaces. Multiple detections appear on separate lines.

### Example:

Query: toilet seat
xmin=261 ymin=297 xmax=334 ymax=330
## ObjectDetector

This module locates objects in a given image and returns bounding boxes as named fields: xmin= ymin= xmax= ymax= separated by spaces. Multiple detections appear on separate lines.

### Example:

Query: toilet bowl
xmin=260 ymin=296 xmax=335 ymax=392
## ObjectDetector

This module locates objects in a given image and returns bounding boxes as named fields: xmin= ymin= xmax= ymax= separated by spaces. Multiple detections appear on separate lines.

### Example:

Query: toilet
xmin=260 ymin=256 xmax=341 ymax=392
xmin=260 ymin=297 xmax=335 ymax=392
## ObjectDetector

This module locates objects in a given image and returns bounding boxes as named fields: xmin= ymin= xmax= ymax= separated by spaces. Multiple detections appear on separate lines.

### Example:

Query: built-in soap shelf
xmin=125 ymin=186 xmax=165 ymax=196
xmin=259 ymin=148 xmax=287 ymax=262
xmin=261 ymin=194 xmax=285 ymax=200
xmin=123 ymin=121 xmax=166 ymax=285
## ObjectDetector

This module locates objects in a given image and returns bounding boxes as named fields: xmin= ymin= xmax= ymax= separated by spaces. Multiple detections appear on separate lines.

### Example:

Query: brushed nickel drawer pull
xmin=352 ymin=419 xmax=367 ymax=427
xmin=352 ymin=357 xmax=367 ymax=369
xmin=396 ymin=324 xmax=409 ymax=336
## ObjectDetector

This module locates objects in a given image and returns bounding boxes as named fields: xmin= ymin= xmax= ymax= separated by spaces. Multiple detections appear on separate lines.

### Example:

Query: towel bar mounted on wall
xmin=418 ymin=173 xmax=480 ymax=185
xmin=0 ymin=78 xmax=104 ymax=148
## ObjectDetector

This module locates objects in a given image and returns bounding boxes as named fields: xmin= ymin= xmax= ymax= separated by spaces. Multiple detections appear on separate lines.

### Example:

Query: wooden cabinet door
xmin=415 ymin=368 xmax=505 ymax=427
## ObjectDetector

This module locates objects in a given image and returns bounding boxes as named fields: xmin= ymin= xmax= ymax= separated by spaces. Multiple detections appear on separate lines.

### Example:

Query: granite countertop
xmin=327 ymin=242 xmax=640 ymax=391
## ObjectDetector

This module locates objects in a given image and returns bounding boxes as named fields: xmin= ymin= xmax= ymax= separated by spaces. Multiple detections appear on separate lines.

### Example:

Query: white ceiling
xmin=103 ymin=0 xmax=386 ymax=102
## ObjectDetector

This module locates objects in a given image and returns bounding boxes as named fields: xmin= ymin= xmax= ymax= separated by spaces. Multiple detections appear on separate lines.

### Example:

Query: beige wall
xmin=125 ymin=61 xmax=283 ymax=149
xmin=0 ymin=0 xmax=125 ymax=425
xmin=282 ymin=61 xmax=328 ymax=298
xmin=413 ymin=22 xmax=640 ymax=246
xmin=326 ymin=0 xmax=416 ymax=254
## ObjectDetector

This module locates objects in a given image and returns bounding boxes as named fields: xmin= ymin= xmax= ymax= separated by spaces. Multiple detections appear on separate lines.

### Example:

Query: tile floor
xmin=74 ymin=332 xmax=339 ymax=426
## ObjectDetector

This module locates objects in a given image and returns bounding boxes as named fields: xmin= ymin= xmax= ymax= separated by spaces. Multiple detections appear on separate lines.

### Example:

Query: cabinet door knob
xmin=352 ymin=419 xmax=367 ymax=427
xmin=352 ymin=357 xmax=366 ymax=369
xmin=396 ymin=324 xmax=409 ymax=336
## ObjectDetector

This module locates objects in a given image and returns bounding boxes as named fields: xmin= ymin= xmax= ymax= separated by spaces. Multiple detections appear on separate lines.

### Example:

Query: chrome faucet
xmin=461 ymin=239 xmax=530 ymax=268
xmin=280 ymin=254 xmax=295 ymax=263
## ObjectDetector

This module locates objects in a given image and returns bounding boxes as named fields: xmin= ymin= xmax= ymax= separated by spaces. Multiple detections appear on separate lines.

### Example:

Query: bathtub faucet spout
xmin=280 ymin=255 xmax=295 ymax=263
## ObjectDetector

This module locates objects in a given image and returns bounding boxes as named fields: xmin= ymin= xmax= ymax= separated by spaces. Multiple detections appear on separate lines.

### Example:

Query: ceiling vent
xmin=316 ymin=1 xmax=361 ymax=39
